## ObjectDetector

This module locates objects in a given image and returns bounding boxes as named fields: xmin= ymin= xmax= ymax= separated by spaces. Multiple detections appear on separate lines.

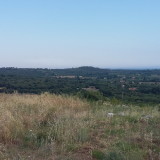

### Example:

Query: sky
xmin=0 ymin=0 xmax=160 ymax=69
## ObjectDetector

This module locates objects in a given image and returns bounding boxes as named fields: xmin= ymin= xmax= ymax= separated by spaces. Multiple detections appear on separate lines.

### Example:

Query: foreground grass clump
xmin=0 ymin=93 xmax=160 ymax=160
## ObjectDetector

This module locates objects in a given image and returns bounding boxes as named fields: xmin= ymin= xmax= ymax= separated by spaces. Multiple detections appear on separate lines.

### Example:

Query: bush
xmin=77 ymin=90 xmax=105 ymax=101
xmin=105 ymin=152 xmax=124 ymax=160
xmin=92 ymin=150 xmax=105 ymax=160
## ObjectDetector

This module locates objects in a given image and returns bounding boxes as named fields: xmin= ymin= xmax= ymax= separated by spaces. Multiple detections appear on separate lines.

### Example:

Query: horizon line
xmin=1 ymin=66 xmax=160 ymax=70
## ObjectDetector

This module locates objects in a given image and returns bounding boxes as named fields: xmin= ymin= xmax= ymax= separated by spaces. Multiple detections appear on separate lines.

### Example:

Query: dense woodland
xmin=0 ymin=66 xmax=160 ymax=104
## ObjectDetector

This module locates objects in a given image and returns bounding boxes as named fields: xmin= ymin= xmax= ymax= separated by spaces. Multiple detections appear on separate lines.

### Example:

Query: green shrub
xmin=77 ymin=90 xmax=105 ymax=101
xmin=92 ymin=150 xmax=106 ymax=160
xmin=105 ymin=152 xmax=124 ymax=160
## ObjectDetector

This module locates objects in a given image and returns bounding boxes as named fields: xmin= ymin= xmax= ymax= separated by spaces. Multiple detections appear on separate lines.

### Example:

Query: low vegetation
xmin=0 ymin=93 xmax=160 ymax=160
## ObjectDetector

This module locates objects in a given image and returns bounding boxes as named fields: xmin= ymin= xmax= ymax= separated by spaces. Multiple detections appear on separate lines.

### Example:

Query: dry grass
xmin=0 ymin=93 xmax=91 ymax=159
xmin=0 ymin=93 xmax=160 ymax=160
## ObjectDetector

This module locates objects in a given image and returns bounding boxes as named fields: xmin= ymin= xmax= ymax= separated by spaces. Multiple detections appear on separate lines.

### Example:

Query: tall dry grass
xmin=0 ymin=93 xmax=92 ymax=159
xmin=0 ymin=93 xmax=159 ymax=160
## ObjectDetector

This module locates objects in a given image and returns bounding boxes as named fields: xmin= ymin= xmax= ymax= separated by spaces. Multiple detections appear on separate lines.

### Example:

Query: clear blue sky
xmin=0 ymin=0 xmax=160 ymax=69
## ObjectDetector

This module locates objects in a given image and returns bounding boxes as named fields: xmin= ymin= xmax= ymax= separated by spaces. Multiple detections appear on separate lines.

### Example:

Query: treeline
xmin=0 ymin=67 xmax=160 ymax=104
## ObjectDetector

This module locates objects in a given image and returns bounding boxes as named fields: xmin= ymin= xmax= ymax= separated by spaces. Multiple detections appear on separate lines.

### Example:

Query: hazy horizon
xmin=0 ymin=0 xmax=160 ymax=69
xmin=1 ymin=65 xmax=160 ymax=70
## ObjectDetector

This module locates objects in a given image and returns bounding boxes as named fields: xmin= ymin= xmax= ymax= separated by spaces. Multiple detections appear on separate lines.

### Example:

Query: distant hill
xmin=0 ymin=66 xmax=109 ymax=77
xmin=53 ymin=66 xmax=110 ymax=76
xmin=0 ymin=66 xmax=160 ymax=77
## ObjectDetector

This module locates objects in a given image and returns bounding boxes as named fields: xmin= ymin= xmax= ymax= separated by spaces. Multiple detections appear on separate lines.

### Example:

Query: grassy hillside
xmin=0 ymin=93 xmax=160 ymax=160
